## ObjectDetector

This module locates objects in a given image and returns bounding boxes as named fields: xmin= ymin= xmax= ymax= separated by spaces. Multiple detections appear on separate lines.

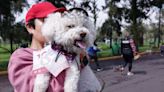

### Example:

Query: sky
xmin=15 ymin=0 xmax=108 ymax=28
xmin=15 ymin=0 xmax=159 ymax=29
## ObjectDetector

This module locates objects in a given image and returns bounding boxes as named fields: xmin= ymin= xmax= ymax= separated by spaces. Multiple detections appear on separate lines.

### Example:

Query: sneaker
xmin=120 ymin=67 xmax=124 ymax=72
xmin=127 ymin=72 xmax=134 ymax=76
xmin=96 ymin=68 xmax=103 ymax=72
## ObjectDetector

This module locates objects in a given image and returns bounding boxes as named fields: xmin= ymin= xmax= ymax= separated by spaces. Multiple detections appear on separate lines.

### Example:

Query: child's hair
xmin=27 ymin=19 xmax=35 ymax=29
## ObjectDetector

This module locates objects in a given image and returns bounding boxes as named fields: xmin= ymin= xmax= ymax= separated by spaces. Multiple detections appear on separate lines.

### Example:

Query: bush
xmin=97 ymin=49 xmax=113 ymax=58
xmin=0 ymin=44 xmax=12 ymax=71
xmin=139 ymin=46 xmax=149 ymax=52
xmin=0 ymin=61 xmax=8 ymax=71
xmin=98 ymin=43 xmax=110 ymax=50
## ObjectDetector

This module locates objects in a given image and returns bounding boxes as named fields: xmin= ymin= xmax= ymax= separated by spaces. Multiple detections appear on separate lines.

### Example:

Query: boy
xmin=8 ymin=2 xmax=67 ymax=92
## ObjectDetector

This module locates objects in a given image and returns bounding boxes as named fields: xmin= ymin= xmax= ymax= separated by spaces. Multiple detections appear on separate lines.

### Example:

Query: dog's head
xmin=42 ymin=8 xmax=96 ymax=53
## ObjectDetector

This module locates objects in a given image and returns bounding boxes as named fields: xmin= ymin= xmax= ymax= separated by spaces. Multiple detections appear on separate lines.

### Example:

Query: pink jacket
xmin=8 ymin=48 xmax=66 ymax=92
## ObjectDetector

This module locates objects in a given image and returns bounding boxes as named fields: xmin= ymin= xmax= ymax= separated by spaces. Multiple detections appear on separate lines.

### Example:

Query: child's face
xmin=33 ymin=18 xmax=46 ymax=45
xmin=124 ymin=31 xmax=129 ymax=37
xmin=26 ymin=18 xmax=46 ymax=46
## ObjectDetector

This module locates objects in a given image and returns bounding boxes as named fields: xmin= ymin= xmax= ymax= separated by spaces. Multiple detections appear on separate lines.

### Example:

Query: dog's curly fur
xmin=33 ymin=9 xmax=101 ymax=92
xmin=42 ymin=11 xmax=96 ymax=53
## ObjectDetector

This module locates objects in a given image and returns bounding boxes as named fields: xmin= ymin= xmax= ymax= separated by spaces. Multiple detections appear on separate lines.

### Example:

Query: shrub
xmin=98 ymin=43 xmax=110 ymax=50
xmin=97 ymin=49 xmax=113 ymax=58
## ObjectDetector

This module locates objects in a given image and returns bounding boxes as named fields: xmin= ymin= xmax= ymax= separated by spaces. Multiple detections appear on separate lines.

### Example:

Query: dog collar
xmin=51 ymin=43 xmax=77 ymax=61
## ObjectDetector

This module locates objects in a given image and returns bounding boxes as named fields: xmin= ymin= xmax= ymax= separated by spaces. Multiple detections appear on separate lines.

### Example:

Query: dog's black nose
xmin=80 ymin=33 xmax=86 ymax=38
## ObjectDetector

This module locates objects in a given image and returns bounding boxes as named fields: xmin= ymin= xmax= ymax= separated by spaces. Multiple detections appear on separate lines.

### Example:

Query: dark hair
xmin=94 ymin=41 xmax=97 ymax=46
xmin=68 ymin=8 xmax=89 ymax=17
xmin=20 ymin=43 xmax=28 ymax=48
xmin=27 ymin=18 xmax=35 ymax=29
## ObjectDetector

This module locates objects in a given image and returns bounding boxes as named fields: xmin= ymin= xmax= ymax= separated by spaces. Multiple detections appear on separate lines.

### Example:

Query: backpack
xmin=87 ymin=46 xmax=97 ymax=56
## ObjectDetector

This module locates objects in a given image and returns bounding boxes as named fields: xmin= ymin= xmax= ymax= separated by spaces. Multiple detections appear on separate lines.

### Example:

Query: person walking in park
xmin=160 ymin=45 xmax=164 ymax=56
xmin=120 ymin=31 xmax=137 ymax=76
xmin=87 ymin=41 xmax=103 ymax=72
xmin=8 ymin=2 xmax=67 ymax=92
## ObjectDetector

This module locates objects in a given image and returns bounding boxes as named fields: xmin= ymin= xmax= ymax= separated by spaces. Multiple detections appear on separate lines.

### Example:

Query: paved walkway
xmin=0 ymin=53 xmax=164 ymax=92
xmin=93 ymin=53 xmax=164 ymax=92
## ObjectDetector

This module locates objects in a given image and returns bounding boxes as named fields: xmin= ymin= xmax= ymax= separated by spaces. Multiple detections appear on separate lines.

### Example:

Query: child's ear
xmin=26 ymin=25 xmax=34 ymax=34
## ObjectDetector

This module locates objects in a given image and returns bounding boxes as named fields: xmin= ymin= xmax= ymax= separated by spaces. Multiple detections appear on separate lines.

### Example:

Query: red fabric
xmin=25 ymin=2 xmax=66 ymax=24
xmin=8 ymin=48 xmax=66 ymax=92
xmin=129 ymin=39 xmax=136 ymax=53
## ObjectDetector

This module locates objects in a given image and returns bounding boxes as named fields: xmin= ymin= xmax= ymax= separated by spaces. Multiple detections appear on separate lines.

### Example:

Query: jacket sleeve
xmin=8 ymin=49 xmax=34 ymax=92
xmin=129 ymin=39 xmax=136 ymax=53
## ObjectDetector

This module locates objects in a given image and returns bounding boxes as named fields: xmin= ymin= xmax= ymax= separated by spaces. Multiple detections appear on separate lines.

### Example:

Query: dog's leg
xmin=33 ymin=73 xmax=50 ymax=92
xmin=64 ymin=60 xmax=80 ymax=92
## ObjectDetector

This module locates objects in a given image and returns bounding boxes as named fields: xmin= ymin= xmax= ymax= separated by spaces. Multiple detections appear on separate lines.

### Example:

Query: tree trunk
xmin=158 ymin=7 xmax=161 ymax=47
xmin=139 ymin=31 xmax=144 ymax=46
xmin=131 ymin=0 xmax=140 ymax=47
xmin=10 ymin=33 xmax=13 ymax=54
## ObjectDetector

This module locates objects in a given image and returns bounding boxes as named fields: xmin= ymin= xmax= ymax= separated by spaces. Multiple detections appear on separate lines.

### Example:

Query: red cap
xmin=25 ymin=2 xmax=66 ymax=24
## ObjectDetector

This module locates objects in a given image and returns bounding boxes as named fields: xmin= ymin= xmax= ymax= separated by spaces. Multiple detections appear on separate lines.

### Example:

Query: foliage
xmin=98 ymin=42 xmax=110 ymax=50
xmin=102 ymin=0 xmax=164 ymax=46
xmin=97 ymin=50 xmax=113 ymax=58
xmin=0 ymin=0 xmax=25 ymax=53
xmin=46 ymin=0 xmax=70 ymax=8
xmin=12 ymin=23 xmax=31 ymax=43
xmin=80 ymin=0 xmax=100 ymax=27
xmin=0 ymin=46 xmax=11 ymax=71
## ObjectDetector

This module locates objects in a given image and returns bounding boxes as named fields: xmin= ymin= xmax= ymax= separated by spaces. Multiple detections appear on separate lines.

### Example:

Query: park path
xmin=94 ymin=53 xmax=164 ymax=92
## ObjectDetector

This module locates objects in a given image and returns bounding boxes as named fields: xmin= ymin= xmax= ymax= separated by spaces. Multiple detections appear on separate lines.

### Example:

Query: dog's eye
xmin=67 ymin=25 xmax=75 ymax=28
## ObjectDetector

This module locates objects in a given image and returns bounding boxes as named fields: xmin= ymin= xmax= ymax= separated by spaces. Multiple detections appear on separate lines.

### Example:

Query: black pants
xmin=123 ymin=55 xmax=133 ymax=72
xmin=89 ymin=55 xmax=101 ymax=69
xmin=161 ymin=50 xmax=164 ymax=55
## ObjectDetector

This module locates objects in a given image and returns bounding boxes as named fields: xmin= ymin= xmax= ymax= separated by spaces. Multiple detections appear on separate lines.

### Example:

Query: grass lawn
xmin=0 ymin=44 xmax=15 ymax=71
xmin=0 ymin=42 xmax=160 ymax=71
xmin=97 ymin=42 xmax=112 ymax=58
xmin=0 ymin=50 xmax=11 ymax=71
xmin=97 ymin=43 xmax=158 ymax=58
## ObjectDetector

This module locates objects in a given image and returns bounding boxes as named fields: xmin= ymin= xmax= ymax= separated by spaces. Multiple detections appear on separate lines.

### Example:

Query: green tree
xmin=150 ymin=0 xmax=164 ymax=47
xmin=45 ymin=0 xmax=70 ymax=8
xmin=0 ymin=0 xmax=15 ymax=53
xmin=103 ymin=0 xmax=159 ymax=46
xmin=80 ymin=0 xmax=99 ymax=27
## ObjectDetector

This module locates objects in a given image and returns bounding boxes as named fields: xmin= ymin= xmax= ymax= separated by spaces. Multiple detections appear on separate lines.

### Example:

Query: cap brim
xmin=54 ymin=7 xmax=67 ymax=12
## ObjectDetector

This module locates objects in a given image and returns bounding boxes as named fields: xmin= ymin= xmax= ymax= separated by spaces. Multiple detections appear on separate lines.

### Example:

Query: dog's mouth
xmin=74 ymin=40 xmax=87 ymax=49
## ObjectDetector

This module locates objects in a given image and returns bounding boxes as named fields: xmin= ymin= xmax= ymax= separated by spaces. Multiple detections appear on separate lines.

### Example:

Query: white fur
xmin=42 ymin=12 xmax=96 ymax=52
xmin=33 ymin=73 xmax=50 ymax=92
xmin=33 ymin=10 xmax=100 ymax=92
xmin=64 ymin=57 xmax=80 ymax=92
xmin=33 ymin=50 xmax=51 ymax=92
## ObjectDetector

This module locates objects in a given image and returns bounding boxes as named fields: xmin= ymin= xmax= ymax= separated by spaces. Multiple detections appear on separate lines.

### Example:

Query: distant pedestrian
xmin=87 ymin=41 xmax=103 ymax=71
xmin=160 ymin=45 xmax=164 ymax=56
xmin=120 ymin=31 xmax=137 ymax=76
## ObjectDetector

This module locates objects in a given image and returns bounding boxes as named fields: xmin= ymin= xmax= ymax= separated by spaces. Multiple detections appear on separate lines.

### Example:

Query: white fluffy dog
xmin=33 ymin=8 xmax=101 ymax=92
